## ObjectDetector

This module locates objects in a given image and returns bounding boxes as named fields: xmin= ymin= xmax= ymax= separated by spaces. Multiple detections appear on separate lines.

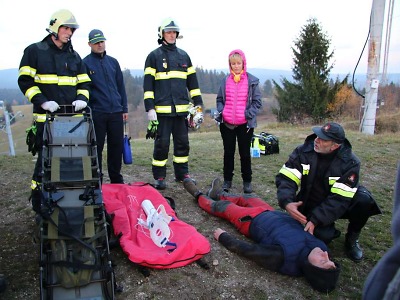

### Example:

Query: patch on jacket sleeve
xmin=346 ymin=173 xmax=357 ymax=186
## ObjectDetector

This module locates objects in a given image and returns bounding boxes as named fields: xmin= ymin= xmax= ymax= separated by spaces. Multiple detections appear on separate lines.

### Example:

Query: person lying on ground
xmin=183 ymin=177 xmax=341 ymax=293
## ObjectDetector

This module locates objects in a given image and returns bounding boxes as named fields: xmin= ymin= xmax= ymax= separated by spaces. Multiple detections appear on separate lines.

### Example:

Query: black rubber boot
xmin=154 ymin=178 xmax=166 ymax=190
xmin=345 ymin=231 xmax=363 ymax=262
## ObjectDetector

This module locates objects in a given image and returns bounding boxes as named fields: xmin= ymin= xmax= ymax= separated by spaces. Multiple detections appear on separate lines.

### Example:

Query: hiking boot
xmin=345 ymin=231 xmax=363 ymax=262
xmin=207 ymin=178 xmax=223 ymax=200
xmin=154 ymin=178 xmax=166 ymax=190
xmin=243 ymin=182 xmax=253 ymax=194
xmin=183 ymin=178 xmax=201 ymax=199
xmin=222 ymin=180 xmax=232 ymax=191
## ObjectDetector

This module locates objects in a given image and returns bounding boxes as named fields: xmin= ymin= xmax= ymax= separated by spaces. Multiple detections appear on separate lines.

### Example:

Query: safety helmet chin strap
xmin=46 ymin=28 xmax=58 ymax=39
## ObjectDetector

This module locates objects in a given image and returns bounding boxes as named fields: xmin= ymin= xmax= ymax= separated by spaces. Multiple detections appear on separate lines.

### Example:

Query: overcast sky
xmin=0 ymin=0 xmax=399 ymax=75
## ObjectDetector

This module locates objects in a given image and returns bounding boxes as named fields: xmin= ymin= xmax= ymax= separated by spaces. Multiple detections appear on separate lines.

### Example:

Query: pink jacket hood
xmin=229 ymin=49 xmax=247 ymax=74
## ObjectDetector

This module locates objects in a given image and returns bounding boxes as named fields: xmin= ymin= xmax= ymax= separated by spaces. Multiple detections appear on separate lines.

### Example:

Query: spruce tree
xmin=273 ymin=18 xmax=335 ymax=123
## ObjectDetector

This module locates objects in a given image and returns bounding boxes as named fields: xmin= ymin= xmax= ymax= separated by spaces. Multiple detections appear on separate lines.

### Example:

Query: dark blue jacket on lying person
xmin=219 ymin=210 xmax=328 ymax=276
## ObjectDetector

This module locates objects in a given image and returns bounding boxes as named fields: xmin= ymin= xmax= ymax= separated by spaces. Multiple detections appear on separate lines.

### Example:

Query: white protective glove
xmin=72 ymin=100 xmax=87 ymax=111
xmin=147 ymin=109 xmax=157 ymax=121
xmin=194 ymin=111 xmax=204 ymax=125
xmin=41 ymin=101 xmax=60 ymax=113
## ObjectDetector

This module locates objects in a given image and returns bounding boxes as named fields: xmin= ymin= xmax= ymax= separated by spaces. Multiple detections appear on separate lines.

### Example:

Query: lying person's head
xmin=303 ymin=247 xmax=341 ymax=293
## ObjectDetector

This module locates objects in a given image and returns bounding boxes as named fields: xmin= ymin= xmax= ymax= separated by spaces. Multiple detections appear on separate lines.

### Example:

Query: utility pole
xmin=4 ymin=109 xmax=16 ymax=156
xmin=0 ymin=101 xmax=24 ymax=156
xmin=360 ymin=0 xmax=386 ymax=135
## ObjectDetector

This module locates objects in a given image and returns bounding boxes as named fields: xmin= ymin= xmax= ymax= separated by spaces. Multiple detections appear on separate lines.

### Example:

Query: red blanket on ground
xmin=102 ymin=183 xmax=210 ymax=269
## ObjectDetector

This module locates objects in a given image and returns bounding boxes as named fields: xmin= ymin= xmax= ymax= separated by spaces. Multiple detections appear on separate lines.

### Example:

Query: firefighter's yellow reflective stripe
xmin=33 ymin=113 xmax=83 ymax=122
xmin=31 ymin=180 xmax=40 ymax=190
xmin=155 ymin=106 xmax=172 ymax=114
xmin=19 ymin=66 xmax=36 ymax=77
xmin=155 ymin=104 xmax=190 ymax=114
xmin=33 ymin=74 xmax=88 ymax=86
xmin=279 ymin=164 xmax=301 ymax=186
xmin=44 ymin=75 xmax=75 ymax=85
xmin=187 ymin=66 xmax=196 ymax=75
xmin=144 ymin=67 xmax=156 ymax=77
xmin=329 ymin=177 xmax=340 ymax=186
xmin=57 ymin=76 xmax=78 ymax=85
xmin=301 ymin=164 xmax=310 ymax=175
xmin=34 ymin=74 xmax=61 ymax=84
xmin=331 ymin=182 xmax=357 ymax=198
xmin=152 ymin=158 xmax=168 ymax=167
xmin=155 ymin=71 xmax=187 ymax=80
xmin=144 ymin=91 xmax=155 ymax=99
xmin=77 ymin=89 xmax=89 ymax=99
xmin=77 ymin=73 xmax=91 ymax=83
xmin=25 ymin=86 xmax=41 ymax=101
xmin=33 ymin=114 xmax=47 ymax=122
xmin=176 ymin=104 xmax=190 ymax=113
xmin=173 ymin=155 xmax=188 ymax=164
xmin=190 ymin=88 xmax=201 ymax=98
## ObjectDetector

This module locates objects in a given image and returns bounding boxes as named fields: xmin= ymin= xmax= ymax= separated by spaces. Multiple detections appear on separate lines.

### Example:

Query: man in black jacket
xmin=83 ymin=29 xmax=128 ymax=184
xmin=276 ymin=122 xmax=381 ymax=261
xmin=18 ymin=9 xmax=90 ymax=212
xmin=183 ymin=178 xmax=341 ymax=293
xmin=143 ymin=18 xmax=203 ymax=190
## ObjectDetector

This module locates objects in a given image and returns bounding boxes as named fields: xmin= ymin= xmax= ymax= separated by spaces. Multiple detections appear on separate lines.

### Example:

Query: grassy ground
xmin=0 ymin=104 xmax=399 ymax=299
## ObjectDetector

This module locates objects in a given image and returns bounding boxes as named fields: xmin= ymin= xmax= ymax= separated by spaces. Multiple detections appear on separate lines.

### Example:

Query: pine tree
xmin=273 ymin=18 xmax=336 ymax=123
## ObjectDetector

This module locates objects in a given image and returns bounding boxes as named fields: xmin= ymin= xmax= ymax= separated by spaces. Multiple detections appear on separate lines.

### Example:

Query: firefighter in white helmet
xmin=18 ymin=9 xmax=90 ymax=214
xmin=143 ymin=18 xmax=203 ymax=190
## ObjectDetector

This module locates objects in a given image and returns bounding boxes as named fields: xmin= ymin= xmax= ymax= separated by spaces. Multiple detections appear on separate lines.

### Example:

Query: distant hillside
xmin=0 ymin=69 xmax=19 ymax=89
xmin=2 ymin=68 xmax=400 ymax=90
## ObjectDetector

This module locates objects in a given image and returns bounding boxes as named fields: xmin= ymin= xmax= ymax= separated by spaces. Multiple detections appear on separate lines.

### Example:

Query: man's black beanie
xmin=302 ymin=260 xmax=341 ymax=293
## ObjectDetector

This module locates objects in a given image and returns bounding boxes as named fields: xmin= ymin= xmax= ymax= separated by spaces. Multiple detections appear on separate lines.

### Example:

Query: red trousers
xmin=198 ymin=194 xmax=274 ymax=237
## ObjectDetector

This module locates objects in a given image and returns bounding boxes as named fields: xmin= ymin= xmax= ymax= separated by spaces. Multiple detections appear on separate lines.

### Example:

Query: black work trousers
xmin=32 ymin=122 xmax=45 ymax=185
xmin=314 ymin=186 xmax=382 ymax=243
xmin=92 ymin=112 xmax=124 ymax=184
xmin=152 ymin=116 xmax=189 ymax=180
xmin=219 ymin=123 xmax=254 ymax=183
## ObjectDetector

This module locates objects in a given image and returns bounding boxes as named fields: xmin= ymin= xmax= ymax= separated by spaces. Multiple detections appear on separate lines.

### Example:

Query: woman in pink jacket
xmin=215 ymin=49 xmax=262 ymax=193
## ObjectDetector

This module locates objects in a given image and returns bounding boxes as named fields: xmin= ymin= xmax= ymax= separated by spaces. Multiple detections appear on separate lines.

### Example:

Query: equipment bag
xmin=123 ymin=135 xmax=133 ymax=165
xmin=123 ymin=121 xmax=133 ymax=164
xmin=102 ymin=183 xmax=211 ymax=269
xmin=251 ymin=132 xmax=280 ymax=155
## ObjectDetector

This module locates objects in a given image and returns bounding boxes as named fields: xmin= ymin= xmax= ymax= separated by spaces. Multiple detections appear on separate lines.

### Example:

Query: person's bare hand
xmin=214 ymin=228 xmax=226 ymax=241
xmin=304 ymin=221 xmax=315 ymax=235
xmin=285 ymin=202 xmax=307 ymax=224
